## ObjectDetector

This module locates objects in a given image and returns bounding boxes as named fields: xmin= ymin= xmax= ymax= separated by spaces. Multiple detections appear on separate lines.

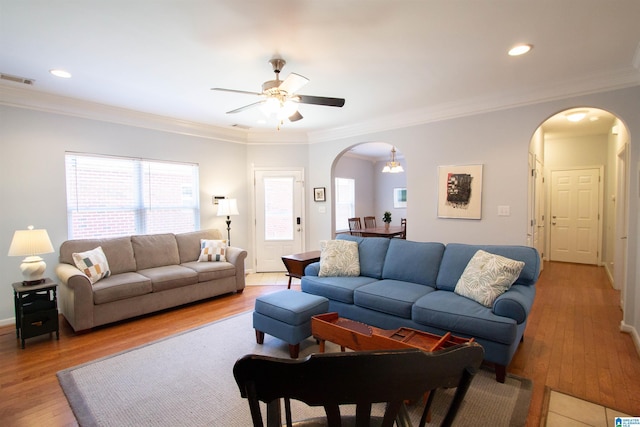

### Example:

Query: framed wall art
xmin=393 ymin=187 xmax=407 ymax=208
xmin=437 ymin=164 xmax=483 ymax=219
xmin=313 ymin=187 xmax=326 ymax=202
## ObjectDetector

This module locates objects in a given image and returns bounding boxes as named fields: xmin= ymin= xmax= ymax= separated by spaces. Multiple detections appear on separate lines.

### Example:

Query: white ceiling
xmin=1 ymin=0 xmax=639 ymax=142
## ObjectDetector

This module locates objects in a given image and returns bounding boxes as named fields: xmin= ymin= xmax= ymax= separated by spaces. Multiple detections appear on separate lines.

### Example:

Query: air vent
xmin=0 ymin=73 xmax=35 ymax=85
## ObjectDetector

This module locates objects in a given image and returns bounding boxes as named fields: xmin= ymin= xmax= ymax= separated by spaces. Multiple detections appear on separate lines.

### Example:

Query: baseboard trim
xmin=620 ymin=320 xmax=640 ymax=357
xmin=603 ymin=263 xmax=614 ymax=286
xmin=0 ymin=317 xmax=15 ymax=328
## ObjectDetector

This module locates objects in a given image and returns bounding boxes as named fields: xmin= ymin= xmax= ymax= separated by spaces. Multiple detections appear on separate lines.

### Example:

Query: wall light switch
xmin=498 ymin=205 xmax=510 ymax=216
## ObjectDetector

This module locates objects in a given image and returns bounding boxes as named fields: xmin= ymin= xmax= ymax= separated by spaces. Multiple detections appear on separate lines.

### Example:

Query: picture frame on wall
xmin=313 ymin=187 xmax=326 ymax=202
xmin=393 ymin=187 xmax=407 ymax=208
xmin=437 ymin=164 xmax=483 ymax=219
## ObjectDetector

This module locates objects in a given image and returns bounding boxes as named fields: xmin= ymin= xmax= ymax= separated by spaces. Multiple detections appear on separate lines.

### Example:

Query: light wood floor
xmin=0 ymin=262 xmax=638 ymax=426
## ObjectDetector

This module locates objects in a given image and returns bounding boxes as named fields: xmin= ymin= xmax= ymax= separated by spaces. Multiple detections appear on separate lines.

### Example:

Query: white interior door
xmin=549 ymin=168 xmax=601 ymax=264
xmin=255 ymin=169 xmax=304 ymax=272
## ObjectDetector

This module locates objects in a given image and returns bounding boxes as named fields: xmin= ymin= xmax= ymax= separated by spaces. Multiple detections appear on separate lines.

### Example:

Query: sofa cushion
xmin=454 ymin=250 xmax=525 ymax=307
xmin=381 ymin=239 xmax=445 ymax=286
xmin=132 ymin=233 xmax=180 ymax=270
xmin=412 ymin=291 xmax=517 ymax=345
xmin=354 ymin=280 xmax=435 ymax=319
xmin=436 ymin=244 xmax=540 ymax=291
xmin=92 ymin=272 xmax=152 ymax=305
xmin=176 ymin=229 xmax=224 ymax=263
xmin=60 ymin=236 xmax=136 ymax=274
xmin=138 ymin=265 xmax=198 ymax=292
xmin=301 ymin=276 xmax=378 ymax=304
xmin=182 ymin=261 xmax=236 ymax=282
xmin=336 ymin=235 xmax=390 ymax=279
xmin=319 ymin=240 xmax=360 ymax=277
xmin=198 ymin=239 xmax=227 ymax=262
xmin=71 ymin=246 xmax=111 ymax=284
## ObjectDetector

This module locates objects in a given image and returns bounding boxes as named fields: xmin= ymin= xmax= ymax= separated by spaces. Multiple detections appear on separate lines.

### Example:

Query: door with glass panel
xmin=255 ymin=169 xmax=304 ymax=272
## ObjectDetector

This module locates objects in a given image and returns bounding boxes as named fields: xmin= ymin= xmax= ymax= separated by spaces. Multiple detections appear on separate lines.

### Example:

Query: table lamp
xmin=217 ymin=198 xmax=239 ymax=246
xmin=8 ymin=226 xmax=54 ymax=285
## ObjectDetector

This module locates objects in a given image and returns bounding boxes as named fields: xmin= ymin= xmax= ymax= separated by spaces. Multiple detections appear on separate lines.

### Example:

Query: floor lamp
xmin=217 ymin=198 xmax=239 ymax=246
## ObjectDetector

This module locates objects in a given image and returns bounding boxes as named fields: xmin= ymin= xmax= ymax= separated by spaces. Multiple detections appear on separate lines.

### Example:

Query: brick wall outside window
xmin=65 ymin=153 xmax=200 ymax=239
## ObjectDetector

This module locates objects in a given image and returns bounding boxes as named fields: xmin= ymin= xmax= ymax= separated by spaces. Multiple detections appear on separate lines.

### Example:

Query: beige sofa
xmin=55 ymin=229 xmax=247 ymax=332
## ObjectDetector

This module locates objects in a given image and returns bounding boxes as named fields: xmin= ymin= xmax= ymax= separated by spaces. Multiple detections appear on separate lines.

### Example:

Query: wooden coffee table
xmin=311 ymin=312 xmax=472 ymax=353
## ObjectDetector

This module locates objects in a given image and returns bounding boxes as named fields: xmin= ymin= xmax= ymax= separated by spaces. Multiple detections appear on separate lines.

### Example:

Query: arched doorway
xmin=529 ymin=107 xmax=629 ymax=303
xmin=332 ymin=142 xmax=407 ymax=236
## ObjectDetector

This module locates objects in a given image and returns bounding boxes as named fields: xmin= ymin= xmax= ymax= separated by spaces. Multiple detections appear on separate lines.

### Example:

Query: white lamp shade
xmin=217 ymin=199 xmax=239 ymax=217
xmin=8 ymin=228 xmax=54 ymax=257
xmin=8 ymin=227 xmax=54 ymax=283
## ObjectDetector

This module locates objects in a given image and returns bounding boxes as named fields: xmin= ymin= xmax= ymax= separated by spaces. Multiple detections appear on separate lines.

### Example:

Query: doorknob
xmin=552 ymin=222 xmax=556 ymax=225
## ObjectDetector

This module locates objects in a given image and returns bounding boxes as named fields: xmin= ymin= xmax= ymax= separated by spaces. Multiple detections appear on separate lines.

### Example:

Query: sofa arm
xmin=226 ymin=246 xmax=248 ymax=291
xmin=304 ymin=261 xmax=320 ymax=276
xmin=55 ymin=263 xmax=87 ymax=288
xmin=55 ymin=263 xmax=95 ymax=331
xmin=492 ymin=284 xmax=536 ymax=324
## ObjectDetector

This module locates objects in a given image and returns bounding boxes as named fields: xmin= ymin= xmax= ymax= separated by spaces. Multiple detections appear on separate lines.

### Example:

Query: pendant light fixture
xmin=382 ymin=147 xmax=404 ymax=173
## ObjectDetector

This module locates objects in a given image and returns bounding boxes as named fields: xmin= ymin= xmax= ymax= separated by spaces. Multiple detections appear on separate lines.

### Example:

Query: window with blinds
xmin=65 ymin=153 xmax=200 ymax=239
xmin=334 ymin=177 xmax=355 ymax=232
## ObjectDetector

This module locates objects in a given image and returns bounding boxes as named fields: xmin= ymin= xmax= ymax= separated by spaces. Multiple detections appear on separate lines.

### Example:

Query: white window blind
xmin=334 ymin=177 xmax=355 ymax=232
xmin=65 ymin=153 xmax=200 ymax=239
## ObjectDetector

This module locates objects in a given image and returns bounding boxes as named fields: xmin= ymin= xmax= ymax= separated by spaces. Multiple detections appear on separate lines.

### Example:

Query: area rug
xmin=58 ymin=311 xmax=532 ymax=426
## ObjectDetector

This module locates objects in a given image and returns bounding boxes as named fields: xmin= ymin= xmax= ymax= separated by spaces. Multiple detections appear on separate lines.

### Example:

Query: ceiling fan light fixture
xmin=260 ymin=97 xmax=281 ymax=115
xmin=279 ymin=99 xmax=299 ymax=119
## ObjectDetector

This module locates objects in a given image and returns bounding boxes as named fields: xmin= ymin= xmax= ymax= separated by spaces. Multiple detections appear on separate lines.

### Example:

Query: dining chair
xmin=400 ymin=217 xmax=407 ymax=239
xmin=348 ymin=217 xmax=362 ymax=236
xmin=363 ymin=216 xmax=377 ymax=229
xmin=234 ymin=343 xmax=484 ymax=427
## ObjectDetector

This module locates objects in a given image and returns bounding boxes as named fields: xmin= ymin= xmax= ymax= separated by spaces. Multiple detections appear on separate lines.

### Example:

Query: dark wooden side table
xmin=12 ymin=278 xmax=59 ymax=349
xmin=281 ymin=250 xmax=321 ymax=289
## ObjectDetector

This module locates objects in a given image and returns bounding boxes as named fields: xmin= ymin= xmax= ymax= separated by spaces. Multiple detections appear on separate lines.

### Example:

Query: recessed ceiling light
xmin=49 ymin=69 xmax=72 ymax=78
xmin=565 ymin=110 xmax=588 ymax=122
xmin=508 ymin=44 xmax=533 ymax=56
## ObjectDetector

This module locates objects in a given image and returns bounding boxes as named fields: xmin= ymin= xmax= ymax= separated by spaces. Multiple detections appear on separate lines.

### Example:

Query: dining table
xmin=360 ymin=225 xmax=404 ymax=238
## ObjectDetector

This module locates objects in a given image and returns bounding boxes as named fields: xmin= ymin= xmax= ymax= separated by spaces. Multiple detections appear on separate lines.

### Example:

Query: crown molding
xmin=307 ymin=67 xmax=640 ymax=143
xmin=0 ymin=84 xmax=248 ymax=144
xmin=2 ymin=66 xmax=639 ymax=146
xmin=246 ymin=128 xmax=309 ymax=144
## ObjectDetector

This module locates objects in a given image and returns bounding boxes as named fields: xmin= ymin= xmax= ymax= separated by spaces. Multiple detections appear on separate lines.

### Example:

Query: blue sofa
xmin=301 ymin=234 xmax=540 ymax=382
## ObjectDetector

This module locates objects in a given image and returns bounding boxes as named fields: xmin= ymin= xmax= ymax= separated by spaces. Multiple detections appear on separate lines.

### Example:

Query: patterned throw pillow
xmin=198 ymin=239 xmax=227 ymax=262
xmin=319 ymin=240 xmax=360 ymax=277
xmin=454 ymin=250 xmax=525 ymax=307
xmin=72 ymin=246 xmax=111 ymax=285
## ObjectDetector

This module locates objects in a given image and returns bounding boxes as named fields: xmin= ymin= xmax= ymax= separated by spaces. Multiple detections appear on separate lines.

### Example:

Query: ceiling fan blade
xmin=278 ymin=73 xmax=309 ymax=95
xmin=288 ymin=111 xmax=303 ymax=122
xmin=297 ymin=95 xmax=345 ymax=107
xmin=211 ymin=87 xmax=262 ymax=96
xmin=226 ymin=100 xmax=264 ymax=114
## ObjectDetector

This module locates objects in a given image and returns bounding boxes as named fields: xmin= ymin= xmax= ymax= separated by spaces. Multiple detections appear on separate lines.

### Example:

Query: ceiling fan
xmin=211 ymin=58 xmax=345 ymax=127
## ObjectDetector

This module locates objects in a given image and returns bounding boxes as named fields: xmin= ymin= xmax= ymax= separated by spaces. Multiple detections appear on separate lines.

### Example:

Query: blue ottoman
xmin=254 ymin=290 xmax=329 ymax=358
